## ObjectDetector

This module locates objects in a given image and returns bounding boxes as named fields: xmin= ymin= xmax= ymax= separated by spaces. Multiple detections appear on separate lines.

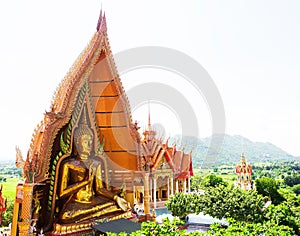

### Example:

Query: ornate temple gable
xmin=179 ymin=152 xmax=193 ymax=178
xmin=173 ymin=150 xmax=184 ymax=173
xmin=139 ymin=115 xmax=167 ymax=171
xmin=171 ymin=149 xmax=193 ymax=178
xmin=24 ymin=11 xmax=139 ymax=183
xmin=154 ymin=155 xmax=172 ymax=171
xmin=163 ymin=147 xmax=176 ymax=172
xmin=140 ymin=137 xmax=165 ymax=170
xmin=139 ymin=117 xmax=193 ymax=178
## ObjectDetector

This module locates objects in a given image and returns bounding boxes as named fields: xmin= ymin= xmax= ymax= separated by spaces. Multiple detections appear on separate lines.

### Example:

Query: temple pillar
xmin=175 ymin=179 xmax=179 ymax=193
xmin=153 ymin=177 xmax=157 ymax=209
xmin=11 ymin=183 xmax=24 ymax=236
xmin=11 ymin=201 xmax=19 ymax=236
xmin=183 ymin=179 xmax=187 ymax=193
xmin=149 ymin=178 xmax=152 ymax=201
xmin=170 ymin=177 xmax=174 ymax=195
xmin=143 ymin=172 xmax=150 ymax=216
xmin=19 ymin=183 xmax=34 ymax=236
xmin=167 ymin=177 xmax=170 ymax=199
xmin=133 ymin=185 xmax=136 ymax=204
xmin=188 ymin=176 xmax=191 ymax=193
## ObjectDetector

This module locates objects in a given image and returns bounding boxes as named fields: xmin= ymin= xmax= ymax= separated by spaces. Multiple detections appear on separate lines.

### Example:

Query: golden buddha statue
xmin=58 ymin=117 xmax=130 ymax=224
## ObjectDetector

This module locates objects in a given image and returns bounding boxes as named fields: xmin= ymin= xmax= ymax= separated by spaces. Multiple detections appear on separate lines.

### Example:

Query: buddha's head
xmin=74 ymin=124 xmax=94 ymax=160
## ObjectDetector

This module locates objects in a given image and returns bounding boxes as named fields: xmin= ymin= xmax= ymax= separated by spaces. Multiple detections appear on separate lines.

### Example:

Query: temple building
xmin=11 ymin=8 xmax=193 ymax=236
xmin=235 ymin=152 xmax=254 ymax=191
xmin=138 ymin=114 xmax=193 ymax=209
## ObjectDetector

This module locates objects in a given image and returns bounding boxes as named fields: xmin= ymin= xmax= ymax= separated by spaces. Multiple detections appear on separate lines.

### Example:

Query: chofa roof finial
xmin=96 ymin=6 xmax=103 ymax=31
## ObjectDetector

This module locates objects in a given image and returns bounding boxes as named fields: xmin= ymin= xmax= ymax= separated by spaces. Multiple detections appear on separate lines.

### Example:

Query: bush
xmin=208 ymin=219 xmax=295 ymax=235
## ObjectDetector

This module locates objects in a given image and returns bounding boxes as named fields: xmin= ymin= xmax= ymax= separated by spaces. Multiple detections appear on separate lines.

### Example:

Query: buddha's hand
xmin=115 ymin=196 xmax=131 ymax=211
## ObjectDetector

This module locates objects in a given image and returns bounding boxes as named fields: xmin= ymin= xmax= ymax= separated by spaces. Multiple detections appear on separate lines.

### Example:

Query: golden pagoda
xmin=11 ymin=8 xmax=194 ymax=235
xmin=235 ymin=152 xmax=254 ymax=190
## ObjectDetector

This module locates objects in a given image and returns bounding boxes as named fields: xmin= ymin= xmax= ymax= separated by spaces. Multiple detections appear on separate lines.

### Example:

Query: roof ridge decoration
xmin=27 ymin=38 xmax=102 ymax=182
xmin=96 ymin=8 xmax=103 ymax=31
xmin=95 ymin=9 xmax=134 ymax=126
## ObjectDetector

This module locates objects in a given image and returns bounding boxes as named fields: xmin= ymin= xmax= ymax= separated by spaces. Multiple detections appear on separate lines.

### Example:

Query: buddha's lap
xmin=63 ymin=195 xmax=116 ymax=211
xmin=59 ymin=196 xmax=120 ymax=223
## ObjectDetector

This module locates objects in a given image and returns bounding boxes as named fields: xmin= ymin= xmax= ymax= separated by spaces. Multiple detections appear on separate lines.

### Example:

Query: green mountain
xmin=170 ymin=134 xmax=298 ymax=168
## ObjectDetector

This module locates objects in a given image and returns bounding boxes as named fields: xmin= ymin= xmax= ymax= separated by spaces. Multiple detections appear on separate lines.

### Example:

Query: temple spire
xmin=96 ymin=3 xmax=107 ymax=33
xmin=241 ymin=137 xmax=246 ymax=162
xmin=241 ymin=136 xmax=244 ymax=156
xmin=143 ymin=103 xmax=156 ymax=142
xmin=147 ymin=102 xmax=151 ymax=132
xmin=96 ymin=7 xmax=103 ymax=31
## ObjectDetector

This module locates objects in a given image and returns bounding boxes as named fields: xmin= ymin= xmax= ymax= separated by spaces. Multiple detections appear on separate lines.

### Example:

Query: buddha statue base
xmin=52 ymin=222 xmax=93 ymax=236
xmin=60 ymin=196 xmax=123 ymax=224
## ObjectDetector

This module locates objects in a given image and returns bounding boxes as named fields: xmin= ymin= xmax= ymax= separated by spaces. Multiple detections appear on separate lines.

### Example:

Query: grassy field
xmin=1 ymin=178 xmax=21 ymax=203
xmin=217 ymin=174 xmax=236 ymax=181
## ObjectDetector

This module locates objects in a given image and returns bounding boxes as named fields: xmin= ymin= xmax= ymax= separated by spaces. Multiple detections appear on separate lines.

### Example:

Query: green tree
xmin=190 ymin=174 xmax=202 ymax=191
xmin=284 ymin=175 xmax=300 ymax=187
xmin=166 ymin=185 xmax=266 ymax=223
xmin=165 ymin=192 xmax=195 ymax=219
xmin=255 ymin=177 xmax=284 ymax=205
xmin=195 ymin=185 xmax=266 ymax=222
xmin=278 ymin=188 xmax=299 ymax=207
xmin=292 ymin=184 xmax=300 ymax=195
xmin=201 ymin=174 xmax=227 ymax=188
xmin=263 ymin=203 xmax=299 ymax=235
xmin=208 ymin=219 xmax=295 ymax=235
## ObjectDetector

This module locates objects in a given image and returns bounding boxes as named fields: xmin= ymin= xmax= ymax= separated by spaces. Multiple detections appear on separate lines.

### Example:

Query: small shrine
xmin=235 ymin=153 xmax=254 ymax=190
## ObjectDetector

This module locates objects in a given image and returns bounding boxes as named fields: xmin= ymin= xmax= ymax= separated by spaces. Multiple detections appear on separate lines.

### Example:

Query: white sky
xmin=0 ymin=0 xmax=300 ymax=161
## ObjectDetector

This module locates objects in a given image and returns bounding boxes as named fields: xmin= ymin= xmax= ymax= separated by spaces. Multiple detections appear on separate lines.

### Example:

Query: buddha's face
xmin=78 ymin=134 xmax=93 ymax=159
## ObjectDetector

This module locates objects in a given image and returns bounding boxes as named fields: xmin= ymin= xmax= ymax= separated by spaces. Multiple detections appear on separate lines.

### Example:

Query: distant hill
xmin=170 ymin=134 xmax=299 ymax=168
xmin=3 ymin=134 xmax=297 ymax=169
